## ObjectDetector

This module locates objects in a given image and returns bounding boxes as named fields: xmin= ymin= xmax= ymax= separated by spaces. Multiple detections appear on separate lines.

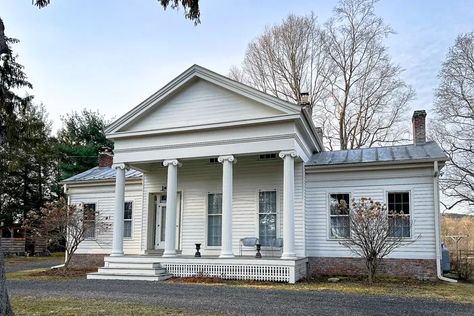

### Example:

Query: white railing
xmin=163 ymin=263 xmax=292 ymax=282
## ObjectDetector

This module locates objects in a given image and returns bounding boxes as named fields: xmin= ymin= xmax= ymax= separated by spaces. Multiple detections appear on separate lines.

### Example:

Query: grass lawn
xmin=5 ymin=252 xmax=64 ymax=265
xmin=11 ymin=296 xmax=213 ymax=316
xmin=171 ymin=277 xmax=474 ymax=305
xmin=7 ymin=267 xmax=95 ymax=281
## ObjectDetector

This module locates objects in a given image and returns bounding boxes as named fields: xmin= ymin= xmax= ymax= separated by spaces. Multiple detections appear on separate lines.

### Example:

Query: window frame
xmin=257 ymin=189 xmax=279 ymax=247
xmin=206 ymin=192 xmax=223 ymax=249
xmin=327 ymin=192 xmax=352 ymax=240
xmin=82 ymin=202 xmax=97 ymax=240
xmin=386 ymin=190 xmax=413 ymax=239
xmin=123 ymin=201 xmax=133 ymax=239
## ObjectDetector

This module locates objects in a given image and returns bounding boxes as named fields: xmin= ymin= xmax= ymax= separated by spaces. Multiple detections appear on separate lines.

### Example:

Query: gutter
xmin=433 ymin=161 xmax=457 ymax=283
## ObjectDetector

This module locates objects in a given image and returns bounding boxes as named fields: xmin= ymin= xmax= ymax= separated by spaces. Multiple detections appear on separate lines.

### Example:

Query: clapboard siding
xmin=68 ymin=183 xmax=143 ymax=255
xmin=125 ymin=79 xmax=284 ymax=132
xmin=304 ymin=167 xmax=436 ymax=259
xmin=142 ymin=156 xmax=306 ymax=257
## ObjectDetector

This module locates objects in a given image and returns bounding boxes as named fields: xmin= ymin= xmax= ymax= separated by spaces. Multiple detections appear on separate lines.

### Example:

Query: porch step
xmin=98 ymin=267 xmax=167 ymax=276
xmin=106 ymin=262 xmax=163 ymax=269
xmin=87 ymin=272 xmax=172 ymax=281
xmin=88 ymin=257 xmax=172 ymax=281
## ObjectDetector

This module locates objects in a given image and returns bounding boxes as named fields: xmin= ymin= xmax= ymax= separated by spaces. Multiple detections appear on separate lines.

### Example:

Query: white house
xmin=63 ymin=65 xmax=448 ymax=283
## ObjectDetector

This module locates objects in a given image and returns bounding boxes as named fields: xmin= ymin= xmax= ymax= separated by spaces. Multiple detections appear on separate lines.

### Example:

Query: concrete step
xmin=104 ymin=256 xmax=163 ymax=264
xmin=87 ymin=272 xmax=172 ymax=282
xmin=97 ymin=267 xmax=167 ymax=276
xmin=106 ymin=262 xmax=163 ymax=269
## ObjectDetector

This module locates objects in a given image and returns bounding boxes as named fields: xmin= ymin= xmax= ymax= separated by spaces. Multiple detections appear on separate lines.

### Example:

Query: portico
xmin=109 ymin=151 xmax=300 ymax=261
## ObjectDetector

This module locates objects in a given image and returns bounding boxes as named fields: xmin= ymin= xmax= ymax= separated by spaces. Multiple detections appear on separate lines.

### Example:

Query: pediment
xmin=120 ymin=79 xmax=289 ymax=133
xmin=107 ymin=65 xmax=301 ymax=135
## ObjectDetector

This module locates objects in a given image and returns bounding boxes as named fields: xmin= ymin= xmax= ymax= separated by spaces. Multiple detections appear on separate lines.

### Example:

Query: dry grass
xmin=5 ymin=252 xmax=64 ymax=266
xmin=6 ymin=267 xmax=93 ymax=281
xmin=11 ymin=296 xmax=214 ymax=316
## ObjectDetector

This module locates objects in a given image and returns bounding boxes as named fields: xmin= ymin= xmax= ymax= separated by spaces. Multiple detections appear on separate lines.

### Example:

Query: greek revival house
xmin=63 ymin=65 xmax=448 ymax=283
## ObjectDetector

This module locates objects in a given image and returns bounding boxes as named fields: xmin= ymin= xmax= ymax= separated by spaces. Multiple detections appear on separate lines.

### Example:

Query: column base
xmin=219 ymin=253 xmax=235 ymax=258
xmin=281 ymin=252 xmax=297 ymax=260
xmin=162 ymin=251 xmax=177 ymax=258
xmin=110 ymin=251 xmax=124 ymax=257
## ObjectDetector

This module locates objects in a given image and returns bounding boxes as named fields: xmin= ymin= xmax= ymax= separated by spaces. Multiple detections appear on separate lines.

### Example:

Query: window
xmin=388 ymin=192 xmax=411 ymax=237
xmin=124 ymin=202 xmax=133 ymax=238
xmin=329 ymin=193 xmax=350 ymax=238
xmin=259 ymin=191 xmax=277 ymax=246
xmin=207 ymin=193 xmax=222 ymax=246
xmin=209 ymin=157 xmax=219 ymax=164
xmin=259 ymin=153 xmax=277 ymax=160
xmin=83 ymin=203 xmax=96 ymax=239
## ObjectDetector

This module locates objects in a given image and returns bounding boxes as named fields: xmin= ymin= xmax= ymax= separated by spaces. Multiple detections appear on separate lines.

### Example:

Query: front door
xmin=153 ymin=193 xmax=181 ymax=250
xmin=155 ymin=195 xmax=167 ymax=249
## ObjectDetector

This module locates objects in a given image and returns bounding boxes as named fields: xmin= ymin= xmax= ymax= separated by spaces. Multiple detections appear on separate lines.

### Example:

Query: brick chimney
xmin=98 ymin=146 xmax=114 ymax=168
xmin=412 ymin=110 xmax=427 ymax=145
xmin=299 ymin=92 xmax=312 ymax=117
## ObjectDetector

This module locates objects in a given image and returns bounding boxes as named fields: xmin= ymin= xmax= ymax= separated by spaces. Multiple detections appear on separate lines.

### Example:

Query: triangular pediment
xmin=107 ymin=65 xmax=301 ymax=135
xmin=120 ymin=78 xmax=287 ymax=133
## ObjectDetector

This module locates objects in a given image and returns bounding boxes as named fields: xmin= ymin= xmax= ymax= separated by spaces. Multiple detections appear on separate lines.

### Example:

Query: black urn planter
xmin=195 ymin=243 xmax=201 ymax=257
xmin=255 ymin=243 xmax=262 ymax=259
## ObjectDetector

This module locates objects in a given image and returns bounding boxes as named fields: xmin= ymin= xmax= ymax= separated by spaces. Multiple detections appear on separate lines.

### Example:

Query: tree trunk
xmin=0 ymin=245 xmax=15 ymax=315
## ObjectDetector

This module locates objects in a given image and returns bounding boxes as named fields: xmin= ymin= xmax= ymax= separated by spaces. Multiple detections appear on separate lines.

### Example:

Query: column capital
xmin=218 ymin=155 xmax=236 ymax=163
xmin=279 ymin=150 xmax=297 ymax=159
xmin=112 ymin=163 xmax=128 ymax=170
xmin=163 ymin=159 xmax=182 ymax=167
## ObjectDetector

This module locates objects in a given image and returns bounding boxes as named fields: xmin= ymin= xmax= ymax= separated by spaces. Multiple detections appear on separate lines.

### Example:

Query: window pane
xmin=124 ymin=221 xmax=132 ymax=238
xmin=259 ymin=214 xmax=276 ymax=246
xmin=207 ymin=215 xmax=222 ymax=246
xmin=330 ymin=194 xmax=349 ymax=215
xmin=124 ymin=202 xmax=133 ymax=219
xmin=208 ymin=194 xmax=222 ymax=215
xmin=330 ymin=216 xmax=350 ymax=238
xmin=83 ymin=204 xmax=96 ymax=220
xmin=259 ymin=191 xmax=276 ymax=214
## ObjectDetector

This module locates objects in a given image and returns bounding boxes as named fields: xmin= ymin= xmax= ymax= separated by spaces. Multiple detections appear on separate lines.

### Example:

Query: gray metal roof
xmin=307 ymin=141 xmax=448 ymax=167
xmin=62 ymin=166 xmax=142 ymax=183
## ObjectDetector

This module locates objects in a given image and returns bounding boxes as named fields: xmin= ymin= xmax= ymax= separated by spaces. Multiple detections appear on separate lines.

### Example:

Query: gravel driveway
xmin=7 ymin=279 xmax=474 ymax=316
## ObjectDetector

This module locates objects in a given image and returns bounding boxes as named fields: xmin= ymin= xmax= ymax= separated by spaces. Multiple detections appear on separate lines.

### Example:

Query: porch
xmin=87 ymin=255 xmax=308 ymax=283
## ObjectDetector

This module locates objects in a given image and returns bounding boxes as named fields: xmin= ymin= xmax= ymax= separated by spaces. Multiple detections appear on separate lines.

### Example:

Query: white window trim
xmin=385 ymin=189 xmax=414 ymax=240
xmin=256 ymin=188 xmax=280 ymax=248
xmin=82 ymin=201 xmax=98 ymax=241
xmin=123 ymin=200 xmax=133 ymax=240
xmin=205 ymin=192 xmax=222 ymax=249
xmin=327 ymin=192 xmax=352 ymax=240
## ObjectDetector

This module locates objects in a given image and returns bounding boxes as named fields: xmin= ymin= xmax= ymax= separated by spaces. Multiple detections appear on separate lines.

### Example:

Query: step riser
xmin=98 ymin=268 xmax=166 ymax=276
xmin=106 ymin=262 xmax=162 ymax=269
xmin=87 ymin=273 xmax=172 ymax=281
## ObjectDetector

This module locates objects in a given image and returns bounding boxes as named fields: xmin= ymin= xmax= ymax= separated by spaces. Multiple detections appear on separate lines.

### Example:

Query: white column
xmin=162 ymin=159 xmax=181 ymax=257
xmin=111 ymin=163 xmax=126 ymax=257
xmin=279 ymin=151 xmax=297 ymax=259
xmin=218 ymin=155 xmax=235 ymax=258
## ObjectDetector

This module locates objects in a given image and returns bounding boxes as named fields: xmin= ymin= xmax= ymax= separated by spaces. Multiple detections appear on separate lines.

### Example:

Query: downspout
xmin=433 ymin=161 xmax=456 ymax=282
xmin=52 ymin=184 xmax=69 ymax=270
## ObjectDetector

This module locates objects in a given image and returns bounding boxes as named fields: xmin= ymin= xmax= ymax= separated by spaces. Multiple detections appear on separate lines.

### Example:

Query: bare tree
xmin=338 ymin=197 xmax=417 ymax=283
xmin=25 ymin=198 xmax=110 ymax=270
xmin=433 ymin=32 xmax=474 ymax=211
xmin=230 ymin=0 xmax=414 ymax=150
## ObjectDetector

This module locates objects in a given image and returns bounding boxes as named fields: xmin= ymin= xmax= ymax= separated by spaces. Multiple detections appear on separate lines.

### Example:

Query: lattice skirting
xmin=162 ymin=262 xmax=303 ymax=283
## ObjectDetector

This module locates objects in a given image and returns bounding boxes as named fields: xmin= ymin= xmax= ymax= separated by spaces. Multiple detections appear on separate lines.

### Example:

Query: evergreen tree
xmin=57 ymin=110 xmax=113 ymax=180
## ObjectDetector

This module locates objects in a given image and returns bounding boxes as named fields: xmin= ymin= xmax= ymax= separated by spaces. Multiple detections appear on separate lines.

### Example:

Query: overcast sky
xmin=1 ymin=0 xmax=473 ymax=132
